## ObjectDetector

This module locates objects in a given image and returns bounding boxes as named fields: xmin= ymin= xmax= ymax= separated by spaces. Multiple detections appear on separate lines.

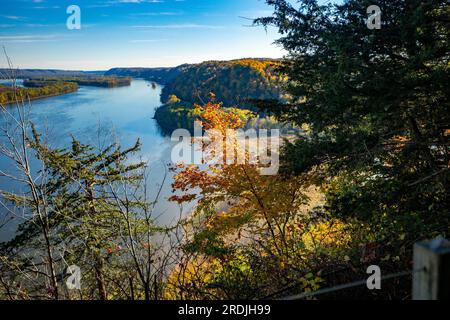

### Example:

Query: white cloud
xmin=129 ymin=39 xmax=167 ymax=43
xmin=0 ymin=34 xmax=57 ymax=43
xmin=132 ymin=24 xmax=224 ymax=29
xmin=116 ymin=0 xmax=164 ymax=3
xmin=0 ymin=15 xmax=26 ymax=21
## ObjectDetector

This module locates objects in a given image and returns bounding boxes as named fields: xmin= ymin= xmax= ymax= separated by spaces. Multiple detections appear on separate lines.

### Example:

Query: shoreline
xmin=0 ymin=88 xmax=79 ymax=106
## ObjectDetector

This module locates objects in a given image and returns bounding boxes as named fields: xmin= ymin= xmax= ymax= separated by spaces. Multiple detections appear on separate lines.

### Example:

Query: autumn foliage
xmin=165 ymin=102 xmax=370 ymax=299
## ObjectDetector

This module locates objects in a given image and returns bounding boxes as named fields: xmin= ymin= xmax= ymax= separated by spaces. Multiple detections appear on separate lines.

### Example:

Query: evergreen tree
xmin=256 ymin=0 xmax=449 ymax=238
xmin=0 ymin=127 xmax=159 ymax=299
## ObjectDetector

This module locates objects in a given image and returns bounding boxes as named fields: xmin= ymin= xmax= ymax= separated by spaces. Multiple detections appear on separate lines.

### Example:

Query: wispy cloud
xmin=130 ymin=11 xmax=183 ymax=16
xmin=132 ymin=24 xmax=224 ymax=29
xmin=117 ymin=0 xmax=165 ymax=3
xmin=24 ymin=23 xmax=62 ymax=28
xmin=0 ymin=15 xmax=26 ymax=21
xmin=0 ymin=34 xmax=57 ymax=43
xmin=32 ymin=6 xmax=61 ymax=10
xmin=129 ymin=39 xmax=167 ymax=43
xmin=87 ymin=0 xmax=164 ymax=8
xmin=99 ymin=0 xmax=165 ymax=4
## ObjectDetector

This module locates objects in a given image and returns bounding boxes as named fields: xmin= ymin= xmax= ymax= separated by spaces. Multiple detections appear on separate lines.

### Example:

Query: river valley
xmin=0 ymin=79 xmax=189 ymax=241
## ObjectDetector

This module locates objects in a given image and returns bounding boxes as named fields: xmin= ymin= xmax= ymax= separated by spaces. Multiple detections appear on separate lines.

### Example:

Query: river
xmin=0 ymin=79 xmax=190 ymax=242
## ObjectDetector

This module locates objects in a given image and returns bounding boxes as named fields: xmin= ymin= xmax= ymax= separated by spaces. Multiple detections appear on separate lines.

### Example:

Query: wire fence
xmin=280 ymin=268 xmax=425 ymax=300
xmin=273 ymin=237 xmax=450 ymax=300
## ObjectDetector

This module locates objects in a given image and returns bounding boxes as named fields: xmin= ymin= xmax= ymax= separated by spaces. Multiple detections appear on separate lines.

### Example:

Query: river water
xmin=0 ymin=79 xmax=189 ymax=242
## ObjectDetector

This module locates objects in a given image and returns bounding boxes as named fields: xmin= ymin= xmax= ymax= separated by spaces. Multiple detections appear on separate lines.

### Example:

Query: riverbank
xmin=0 ymin=79 xmax=190 ymax=242
xmin=0 ymin=87 xmax=79 ymax=105
xmin=24 ymin=76 xmax=131 ymax=88
xmin=0 ymin=82 xmax=79 ymax=105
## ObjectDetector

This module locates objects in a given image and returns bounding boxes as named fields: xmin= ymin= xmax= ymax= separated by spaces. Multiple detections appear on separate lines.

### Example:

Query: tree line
xmin=24 ymin=76 xmax=131 ymax=88
xmin=154 ymin=59 xmax=286 ymax=135
xmin=0 ymin=0 xmax=448 ymax=300
xmin=0 ymin=81 xmax=79 ymax=105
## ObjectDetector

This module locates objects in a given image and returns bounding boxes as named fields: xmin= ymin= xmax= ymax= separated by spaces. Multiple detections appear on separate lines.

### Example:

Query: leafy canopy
xmin=255 ymin=0 xmax=449 ymax=236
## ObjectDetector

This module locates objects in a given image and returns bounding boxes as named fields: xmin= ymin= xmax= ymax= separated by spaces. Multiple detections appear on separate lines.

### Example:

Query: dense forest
xmin=154 ymin=58 xmax=286 ymax=134
xmin=0 ymin=81 xmax=79 ymax=105
xmin=105 ymin=65 xmax=189 ymax=85
xmin=160 ymin=59 xmax=284 ymax=106
xmin=23 ymin=76 xmax=131 ymax=88
xmin=0 ymin=0 xmax=448 ymax=301
xmin=0 ymin=75 xmax=130 ymax=105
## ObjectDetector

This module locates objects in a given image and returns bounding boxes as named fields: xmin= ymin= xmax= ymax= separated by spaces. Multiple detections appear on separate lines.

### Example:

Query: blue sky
xmin=0 ymin=0 xmax=336 ymax=70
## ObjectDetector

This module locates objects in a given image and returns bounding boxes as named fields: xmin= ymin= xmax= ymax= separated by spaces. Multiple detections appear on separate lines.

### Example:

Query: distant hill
xmin=154 ymin=58 xmax=286 ymax=135
xmin=105 ymin=65 xmax=189 ymax=85
xmin=0 ymin=81 xmax=79 ymax=105
xmin=23 ymin=76 xmax=131 ymax=88
xmin=0 ymin=69 xmax=104 ymax=79
xmin=160 ymin=58 xmax=285 ymax=107
xmin=0 ymin=67 xmax=185 ymax=84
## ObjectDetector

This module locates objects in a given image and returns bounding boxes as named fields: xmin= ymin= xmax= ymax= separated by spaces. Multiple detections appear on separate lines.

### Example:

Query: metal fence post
xmin=413 ymin=236 xmax=450 ymax=300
